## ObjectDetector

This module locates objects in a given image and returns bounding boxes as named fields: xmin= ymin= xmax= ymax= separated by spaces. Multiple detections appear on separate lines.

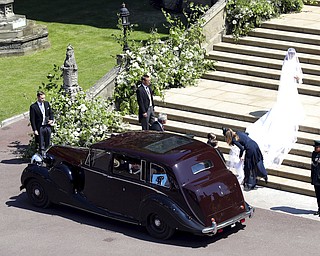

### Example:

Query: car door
xmin=106 ymin=154 xmax=144 ymax=220
xmin=82 ymin=150 xmax=143 ymax=220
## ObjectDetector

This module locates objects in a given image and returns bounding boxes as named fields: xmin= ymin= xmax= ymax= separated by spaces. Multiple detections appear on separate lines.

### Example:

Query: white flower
xmin=77 ymin=104 xmax=88 ymax=112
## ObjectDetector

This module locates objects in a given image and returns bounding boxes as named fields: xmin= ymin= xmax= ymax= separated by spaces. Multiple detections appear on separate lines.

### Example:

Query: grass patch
xmin=1 ymin=0 xmax=168 ymax=122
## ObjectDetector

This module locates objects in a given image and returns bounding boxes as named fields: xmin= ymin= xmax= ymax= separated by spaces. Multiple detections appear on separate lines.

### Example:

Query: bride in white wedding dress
xmin=246 ymin=48 xmax=305 ymax=168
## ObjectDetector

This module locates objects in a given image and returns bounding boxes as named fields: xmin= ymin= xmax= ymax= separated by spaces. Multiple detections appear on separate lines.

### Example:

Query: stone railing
xmin=201 ymin=0 xmax=226 ymax=52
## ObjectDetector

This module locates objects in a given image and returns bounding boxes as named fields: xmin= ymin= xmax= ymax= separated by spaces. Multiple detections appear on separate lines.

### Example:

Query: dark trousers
xmin=315 ymin=185 xmax=320 ymax=209
xmin=141 ymin=106 xmax=155 ymax=130
xmin=39 ymin=125 xmax=52 ymax=152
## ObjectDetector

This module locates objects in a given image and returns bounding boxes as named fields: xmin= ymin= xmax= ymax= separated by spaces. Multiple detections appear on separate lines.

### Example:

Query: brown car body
xmin=20 ymin=131 xmax=254 ymax=239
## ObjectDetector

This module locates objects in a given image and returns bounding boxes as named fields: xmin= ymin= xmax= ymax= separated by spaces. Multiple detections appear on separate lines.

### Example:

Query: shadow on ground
xmin=249 ymin=110 xmax=268 ymax=118
xmin=15 ymin=0 xmax=169 ymax=33
xmin=0 ymin=140 xmax=29 ymax=164
xmin=271 ymin=206 xmax=315 ymax=215
xmin=6 ymin=192 xmax=246 ymax=247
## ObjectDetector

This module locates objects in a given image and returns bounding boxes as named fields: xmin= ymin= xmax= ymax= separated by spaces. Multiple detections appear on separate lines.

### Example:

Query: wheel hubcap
xmin=154 ymin=218 xmax=161 ymax=227
xmin=34 ymin=188 xmax=41 ymax=197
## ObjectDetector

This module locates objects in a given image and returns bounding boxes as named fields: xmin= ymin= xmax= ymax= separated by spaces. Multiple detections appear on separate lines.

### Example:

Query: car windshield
xmin=144 ymin=136 xmax=192 ymax=154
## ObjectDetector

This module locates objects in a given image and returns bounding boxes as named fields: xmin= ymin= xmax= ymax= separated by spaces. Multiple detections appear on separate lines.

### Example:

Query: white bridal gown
xmin=246 ymin=48 xmax=305 ymax=169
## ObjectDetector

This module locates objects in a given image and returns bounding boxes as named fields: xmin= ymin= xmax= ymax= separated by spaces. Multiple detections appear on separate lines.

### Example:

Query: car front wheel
xmin=26 ymin=179 xmax=50 ymax=208
xmin=146 ymin=213 xmax=174 ymax=240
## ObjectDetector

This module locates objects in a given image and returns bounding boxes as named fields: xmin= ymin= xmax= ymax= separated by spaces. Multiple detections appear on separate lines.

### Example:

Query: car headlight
xmin=31 ymin=153 xmax=43 ymax=166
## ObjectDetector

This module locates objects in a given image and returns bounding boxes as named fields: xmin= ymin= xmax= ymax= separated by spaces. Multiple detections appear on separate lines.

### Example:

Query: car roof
xmin=92 ymin=131 xmax=208 ymax=166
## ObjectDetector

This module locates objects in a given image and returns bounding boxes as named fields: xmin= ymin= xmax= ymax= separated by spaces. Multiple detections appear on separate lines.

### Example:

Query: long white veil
xmin=246 ymin=48 xmax=305 ymax=168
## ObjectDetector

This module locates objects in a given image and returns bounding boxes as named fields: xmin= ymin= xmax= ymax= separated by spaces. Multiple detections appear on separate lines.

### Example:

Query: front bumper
xmin=202 ymin=204 xmax=255 ymax=235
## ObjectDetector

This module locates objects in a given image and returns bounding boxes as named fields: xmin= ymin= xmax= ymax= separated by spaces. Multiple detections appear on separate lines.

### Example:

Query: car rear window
xmin=144 ymin=136 xmax=192 ymax=153
xmin=191 ymin=160 xmax=213 ymax=174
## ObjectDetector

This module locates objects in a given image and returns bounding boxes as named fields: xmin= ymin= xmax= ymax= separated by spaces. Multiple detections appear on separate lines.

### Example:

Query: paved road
xmin=1 ymin=118 xmax=320 ymax=256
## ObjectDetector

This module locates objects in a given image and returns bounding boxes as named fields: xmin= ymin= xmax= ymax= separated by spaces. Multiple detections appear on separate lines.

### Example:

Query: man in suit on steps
xmin=136 ymin=74 xmax=155 ymax=130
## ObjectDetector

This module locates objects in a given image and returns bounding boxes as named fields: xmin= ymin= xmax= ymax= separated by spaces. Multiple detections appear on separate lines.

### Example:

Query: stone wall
xmin=201 ymin=0 xmax=226 ymax=52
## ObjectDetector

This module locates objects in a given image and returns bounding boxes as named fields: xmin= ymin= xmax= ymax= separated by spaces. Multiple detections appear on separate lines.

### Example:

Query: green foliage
xmin=1 ymin=0 xmax=169 ymax=122
xmin=114 ymin=3 xmax=215 ymax=114
xmin=226 ymin=0 xmax=304 ymax=39
xmin=51 ymin=91 xmax=127 ymax=147
xmin=272 ymin=0 xmax=304 ymax=14
xmin=226 ymin=0 xmax=276 ymax=39
xmin=24 ymin=65 xmax=128 ymax=158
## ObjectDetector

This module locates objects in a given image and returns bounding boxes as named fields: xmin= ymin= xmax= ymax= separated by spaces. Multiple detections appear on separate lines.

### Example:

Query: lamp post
xmin=119 ymin=3 xmax=130 ymax=52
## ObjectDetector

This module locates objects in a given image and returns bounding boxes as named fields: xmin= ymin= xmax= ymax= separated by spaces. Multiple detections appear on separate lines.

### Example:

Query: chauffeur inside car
xmin=129 ymin=162 xmax=141 ymax=174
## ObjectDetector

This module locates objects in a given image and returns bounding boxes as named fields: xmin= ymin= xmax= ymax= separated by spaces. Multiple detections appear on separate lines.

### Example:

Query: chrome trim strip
xmin=81 ymin=166 xmax=167 ymax=196
xmin=202 ymin=206 xmax=255 ymax=234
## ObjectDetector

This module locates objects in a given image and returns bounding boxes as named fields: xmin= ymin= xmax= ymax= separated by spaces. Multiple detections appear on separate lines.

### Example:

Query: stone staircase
xmin=124 ymin=4 xmax=320 ymax=197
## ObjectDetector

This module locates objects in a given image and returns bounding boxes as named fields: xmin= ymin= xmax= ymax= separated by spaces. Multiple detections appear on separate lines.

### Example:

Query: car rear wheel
xmin=26 ymin=179 xmax=50 ymax=208
xmin=146 ymin=213 xmax=174 ymax=240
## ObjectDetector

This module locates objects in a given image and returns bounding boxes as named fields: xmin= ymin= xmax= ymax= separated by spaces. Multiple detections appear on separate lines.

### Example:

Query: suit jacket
xmin=29 ymin=101 xmax=54 ymax=132
xmin=311 ymin=151 xmax=320 ymax=186
xmin=136 ymin=84 xmax=154 ymax=122
xmin=150 ymin=121 xmax=164 ymax=131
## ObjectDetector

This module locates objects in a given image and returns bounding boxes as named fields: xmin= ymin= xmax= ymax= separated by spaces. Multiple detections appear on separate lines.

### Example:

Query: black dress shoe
xmin=314 ymin=210 xmax=320 ymax=216
xmin=263 ymin=176 xmax=268 ymax=184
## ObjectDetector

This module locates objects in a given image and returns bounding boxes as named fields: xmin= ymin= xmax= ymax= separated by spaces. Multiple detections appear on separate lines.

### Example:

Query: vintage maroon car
xmin=20 ymin=131 xmax=254 ymax=239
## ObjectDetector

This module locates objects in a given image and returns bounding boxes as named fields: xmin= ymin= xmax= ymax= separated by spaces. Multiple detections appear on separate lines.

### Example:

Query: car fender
xmin=48 ymin=163 xmax=74 ymax=194
xmin=20 ymin=164 xmax=51 ymax=190
xmin=20 ymin=163 xmax=74 ymax=203
xmin=139 ymin=194 xmax=205 ymax=234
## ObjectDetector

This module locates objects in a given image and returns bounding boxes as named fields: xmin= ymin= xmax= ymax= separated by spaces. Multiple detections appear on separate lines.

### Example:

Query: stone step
xmin=256 ymin=175 xmax=315 ymax=197
xmin=212 ymin=42 xmax=320 ymax=66
xmin=153 ymin=105 xmax=314 ymax=157
xmin=214 ymin=60 xmax=320 ymax=85
xmin=222 ymin=35 xmax=320 ymax=56
xmin=249 ymin=27 xmax=320 ymax=45
xmin=261 ymin=20 xmax=320 ymax=35
xmin=222 ymin=152 xmax=310 ymax=183
xmin=203 ymin=70 xmax=320 ymax=97
xmin=207 ymin=50 xmax=320 ymax=76
xmin=153 ymin=87 xmax=320 ymax=137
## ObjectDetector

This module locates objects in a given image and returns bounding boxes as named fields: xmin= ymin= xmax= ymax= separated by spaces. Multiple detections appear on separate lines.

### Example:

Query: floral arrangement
xmin=24 ymin=65 xmax=127 ymax=158
xmin=226 ymin=0 xmax=305 ymax=39
xmin=50 ymin=90 xmax=127 ymax=147
xmin=113 ymin=3 xmax=215 ymax=115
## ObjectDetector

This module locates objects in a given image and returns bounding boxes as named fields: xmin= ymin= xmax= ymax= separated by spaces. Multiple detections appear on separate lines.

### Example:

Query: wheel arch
xmin=139 ymin=194 xmax=204 ymax=234
xmin=49 ymin=162 xmax=75 ymax=194
xmin=20 ymin=164 xmax=51 ymax=190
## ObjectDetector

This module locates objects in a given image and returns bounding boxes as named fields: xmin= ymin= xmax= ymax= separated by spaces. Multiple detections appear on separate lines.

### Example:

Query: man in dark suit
xmin=29 ymin=91 xmax=54 ymax=155
xmin=136 ymin=74 xmax=155 ymax=130
xmin=311 ymin=140 xmax=320 ymax=217
xmin=150 ymin=113 xmax=167 ymax=131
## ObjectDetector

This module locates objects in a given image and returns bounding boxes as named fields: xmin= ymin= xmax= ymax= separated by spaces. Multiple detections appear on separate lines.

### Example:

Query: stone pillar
xmin=61 ymin=44 xmax=82 ymax=99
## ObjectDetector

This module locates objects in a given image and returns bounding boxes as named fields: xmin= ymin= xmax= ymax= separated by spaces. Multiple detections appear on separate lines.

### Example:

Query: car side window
xmin=90 ymin=149 xmax=111 ymax=172
xmin=112 ymin=154 xmax=142 ymax=181
xmin=149 ymin=163 xmax=170 ymax=188
xmin=191 ymin=160 xmax=213 ymax=174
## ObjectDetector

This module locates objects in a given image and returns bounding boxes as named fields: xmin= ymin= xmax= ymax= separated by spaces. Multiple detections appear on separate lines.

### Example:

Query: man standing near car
xmin=311 ymin=140 xmax=320 ymax=217
xmin=29 ymin=91 xmax=54 ymax=155
xmin=136 ymin=74 xmax=155 ymax=130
